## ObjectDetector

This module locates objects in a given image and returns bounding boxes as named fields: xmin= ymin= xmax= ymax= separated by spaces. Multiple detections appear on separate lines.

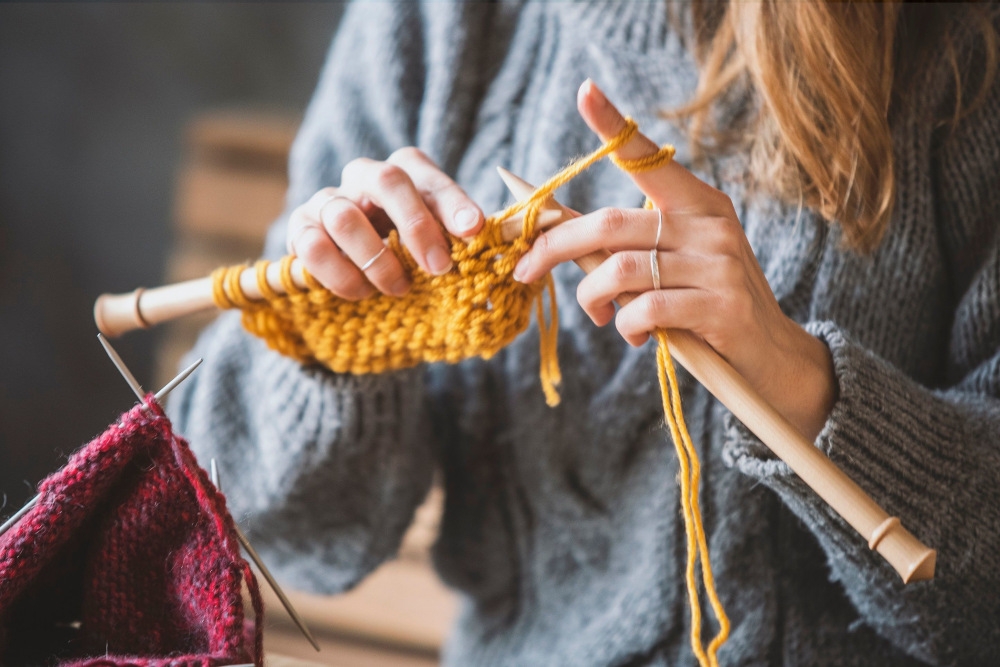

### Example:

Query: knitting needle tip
xmin=153 ymin=358 xmax=202 ymax=404
xmin=209 ymin=459 xmax=321 ymax=652
xmin=0 ymin=493 xmax=38 ymax=538
xmin=97 ymin=333 xmax=146 ymax=402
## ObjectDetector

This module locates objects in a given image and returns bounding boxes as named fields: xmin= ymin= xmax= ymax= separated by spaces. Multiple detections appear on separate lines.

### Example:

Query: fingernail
xmin=427 ymin=246 xmax=453 ymax=275
xmin=453 ymin=208 xmax=479 ymax=233
xmin=390 ymin=277 xmax=410 ymax=296
xmin=513 ymin=253 xmax=530 ymax=282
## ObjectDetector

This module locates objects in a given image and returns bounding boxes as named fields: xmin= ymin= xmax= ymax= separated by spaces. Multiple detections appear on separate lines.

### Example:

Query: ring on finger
xmin=650 ymin=208 xmax=663 ymax=290
xmin=650 ymin=249 xmax=661 ymax=291
xmin=359 ymin=245 xmax=388 ymax=272
xmin=653 ymin=207 xmax=663 ymax=249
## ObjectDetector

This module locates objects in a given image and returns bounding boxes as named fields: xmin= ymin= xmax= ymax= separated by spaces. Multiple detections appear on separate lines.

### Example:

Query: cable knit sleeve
xmin=166 ymin=1 xmax=496 ymax=594
xmin=722 ymin=21 xmax=1000 ymax=665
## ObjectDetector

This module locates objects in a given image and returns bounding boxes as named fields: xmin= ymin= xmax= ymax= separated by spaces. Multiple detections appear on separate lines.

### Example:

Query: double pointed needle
xmin=101 ymin=336 xmax=319 ymax=650
xmin=0 ymin=338 xmax=202 ymax=538
xmin=209 ymin=459 xmax=320 ymax=652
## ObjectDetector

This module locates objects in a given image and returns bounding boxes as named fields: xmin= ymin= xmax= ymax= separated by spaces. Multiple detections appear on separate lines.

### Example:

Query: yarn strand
xmin=212 ymin=118 xmax=729 ymax=661
xmin=656 ymin=330 xmax=730 ymax=666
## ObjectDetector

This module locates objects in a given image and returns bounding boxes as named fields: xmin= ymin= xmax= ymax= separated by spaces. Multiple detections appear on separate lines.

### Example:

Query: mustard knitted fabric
xmin=209 ymin=118 xmax=730 ymax=665
xmin=210 ymin=118 xmax=650 ymax=407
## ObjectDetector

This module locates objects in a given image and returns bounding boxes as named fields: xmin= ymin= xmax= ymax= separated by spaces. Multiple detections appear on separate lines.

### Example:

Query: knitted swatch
xmin=0 ymin=398 xmax=264 ymax=667
xmin=211 ymin=119 xmax=652 ymax=407
xmin=212 ymin=118 xmax=730 ymax=665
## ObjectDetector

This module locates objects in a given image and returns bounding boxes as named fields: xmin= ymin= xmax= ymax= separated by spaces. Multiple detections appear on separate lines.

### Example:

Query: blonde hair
xmin=673 ymin=2 xmax=998 ymax=253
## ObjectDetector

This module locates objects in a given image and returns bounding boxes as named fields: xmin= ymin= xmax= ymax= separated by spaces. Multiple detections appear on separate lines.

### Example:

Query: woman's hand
xmin=286 ymin=148 xmax=484 ymax=300
xmin=513 ymin=80 xmax=836 ymax=441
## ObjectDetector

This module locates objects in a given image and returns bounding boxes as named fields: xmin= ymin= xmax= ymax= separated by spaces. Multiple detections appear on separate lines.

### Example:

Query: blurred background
xmin=0 ymin=3 xmax=455 ymax=664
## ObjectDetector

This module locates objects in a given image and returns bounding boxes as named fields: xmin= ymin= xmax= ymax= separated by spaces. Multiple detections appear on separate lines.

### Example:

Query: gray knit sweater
xmin=168 ymin=3 xmax=1000 ymax=665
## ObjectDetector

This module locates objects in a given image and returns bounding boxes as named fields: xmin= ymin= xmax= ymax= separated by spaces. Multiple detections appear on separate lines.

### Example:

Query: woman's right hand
xmin=286 ymin=147 xmax=484 ymax=300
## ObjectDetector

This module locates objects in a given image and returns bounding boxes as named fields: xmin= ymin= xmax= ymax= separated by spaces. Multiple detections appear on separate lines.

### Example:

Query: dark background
xmin=0 ymin=3 xmax=344 ymax=513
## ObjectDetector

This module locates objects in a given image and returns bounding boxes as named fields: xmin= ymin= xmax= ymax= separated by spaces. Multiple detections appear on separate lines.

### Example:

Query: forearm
xmin=724 ymin=321 xmax=1000 ymax=664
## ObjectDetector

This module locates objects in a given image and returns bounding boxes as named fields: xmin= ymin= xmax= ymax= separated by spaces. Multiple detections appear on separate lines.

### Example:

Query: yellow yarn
xmin=211 ymin=118 xmax=728 ymax=663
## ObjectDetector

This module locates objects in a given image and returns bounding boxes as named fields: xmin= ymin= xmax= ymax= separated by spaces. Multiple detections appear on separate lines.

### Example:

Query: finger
xmin=318 ymin=196 xmax=411 ymax=297
xmin=340 ymin=158 xmax=453 ymax=275
xmin=388 ymin=147 xmax=484 ymax=238
xmin=287 ymin=188 xmax=336 ymax=255
xmin=576 ymin=250 xmax=706 ymax=325
xmin=514 ymin=207 xmax=707 ymax=284
xmin=614 ymin=288 xmax=711 ymax=347
xmin=289 ymin=222 xmax=374 ymax=301
xmin=576 ymin=79 xmax=725 ymax=215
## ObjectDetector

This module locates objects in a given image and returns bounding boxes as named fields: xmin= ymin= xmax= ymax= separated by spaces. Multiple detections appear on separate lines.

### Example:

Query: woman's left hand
xmin=512 ymin=80 xmax=836 ymax=441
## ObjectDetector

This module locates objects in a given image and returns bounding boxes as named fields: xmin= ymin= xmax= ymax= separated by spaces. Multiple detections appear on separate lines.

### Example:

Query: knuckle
xmin=531 ymin=232 xmax=552 ymax=259
xmin=716 ymin=255 xmax=744 ymax=285
xmin=294 ymin=228 xmax=329 ymax=264
xmin=288 ymin=207 xmax=309 ymax=232
xmin=340 ymin=157 xmax=372 ymax=184
xmin=576 ymin=279 xmax=597 ymax=311
xmin=643 ymin=290 xmax=668 ymax=319
xmin=324 ymin=206 xmax=360 ymax=238
xmin=714 ymin=192 xmax=736 ymax=215
xmin=612 ymin=252 xmax=640 ymax=283
xmin=388 ymin=146 xmax=427 ymax=165
xmin=431 ymin=178 xmax=465 ymax=202
xmin=597 ymin=207 xmax=627 ymax=236
xmin=374 ymin=163 xmax=408 ymax=191
xmin=707 ymin=217 xmax=740 ymax=254
xmin=395 ymin=211 xmax=432 ymax=235
xmin=314 ymin=186 xmax=338 ymax=201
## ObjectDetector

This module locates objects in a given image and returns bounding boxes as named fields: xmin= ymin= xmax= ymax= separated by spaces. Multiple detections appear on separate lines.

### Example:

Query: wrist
xmin=780 ymin=320 xmax=837 ymax=441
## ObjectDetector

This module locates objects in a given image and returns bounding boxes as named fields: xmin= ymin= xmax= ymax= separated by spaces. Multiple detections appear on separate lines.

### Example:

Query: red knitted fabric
xmin=0 ymin=397 xmax=264 ymax=666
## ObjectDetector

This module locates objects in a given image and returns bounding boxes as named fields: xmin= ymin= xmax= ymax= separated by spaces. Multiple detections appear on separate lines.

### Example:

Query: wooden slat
xmin=187 ymin=110 xmax=299 ymax=165
xmin=262 ymin=559 xmax=458 ymax=654
xmin=175 ymin=162 xmax=289 ymax=242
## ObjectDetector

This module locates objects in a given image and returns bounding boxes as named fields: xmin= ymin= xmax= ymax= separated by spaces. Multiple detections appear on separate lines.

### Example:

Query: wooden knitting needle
xmin=0 ymin=341 xmax=202 ymax=540
xmin=209 ymin=459 xmax=321 ymax=652
xmin=497 ymin=167 xmax=937 ymax=584
xmin=94 ymin=203 xmax=570 ymax=338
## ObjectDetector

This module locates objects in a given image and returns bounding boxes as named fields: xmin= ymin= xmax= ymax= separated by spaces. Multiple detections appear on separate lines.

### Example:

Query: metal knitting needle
xmin=99 ymin=333 xmax=202 ymax=408
xmin=210 ymin=459 xmax=321 ymax=652
xmin=98 ymin=333 xmax=145 ymax=401
xmin=0 ymin=495 xmax=38 ymax=538
xmin=153 ymin=358 xmax=202 ymax=404
xmin=1 ymin=345 xmax=203 ymax=540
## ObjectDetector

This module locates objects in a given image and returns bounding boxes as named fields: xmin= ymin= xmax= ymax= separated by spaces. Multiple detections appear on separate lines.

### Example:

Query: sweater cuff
xmin=722 ymin=321 xmax=967 ymax=570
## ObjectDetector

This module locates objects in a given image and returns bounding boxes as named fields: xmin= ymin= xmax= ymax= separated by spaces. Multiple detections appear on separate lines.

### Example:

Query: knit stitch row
xmin=211 ymin=118 xmax=728 ymax=664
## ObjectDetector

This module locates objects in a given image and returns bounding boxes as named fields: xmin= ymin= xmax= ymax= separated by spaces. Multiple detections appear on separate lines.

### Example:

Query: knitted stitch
xmin=0 ymin=398 xmax=263 ymax=667
xmin=210 ymin=118 xmax=655 ymax=407
xmin=209 ymin=119 xmax=732 ymax=663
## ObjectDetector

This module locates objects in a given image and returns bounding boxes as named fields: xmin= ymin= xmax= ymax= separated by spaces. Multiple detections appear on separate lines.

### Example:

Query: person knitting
xmin=170 ymin=2 xmax=1000 ymax=665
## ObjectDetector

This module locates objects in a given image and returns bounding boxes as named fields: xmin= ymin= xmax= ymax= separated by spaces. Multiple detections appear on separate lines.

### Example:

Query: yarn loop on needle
xmin=211 ymin=118 xmax=729 ymax=665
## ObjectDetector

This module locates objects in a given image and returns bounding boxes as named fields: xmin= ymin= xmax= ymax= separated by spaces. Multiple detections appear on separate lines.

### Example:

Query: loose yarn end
xmin=211 ymin=118 xmax=728 ymax=661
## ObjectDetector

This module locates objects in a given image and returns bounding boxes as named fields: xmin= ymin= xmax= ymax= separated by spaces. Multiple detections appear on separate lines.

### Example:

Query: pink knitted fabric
xmin=0 ymin=397 xmax=263 ymax=666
